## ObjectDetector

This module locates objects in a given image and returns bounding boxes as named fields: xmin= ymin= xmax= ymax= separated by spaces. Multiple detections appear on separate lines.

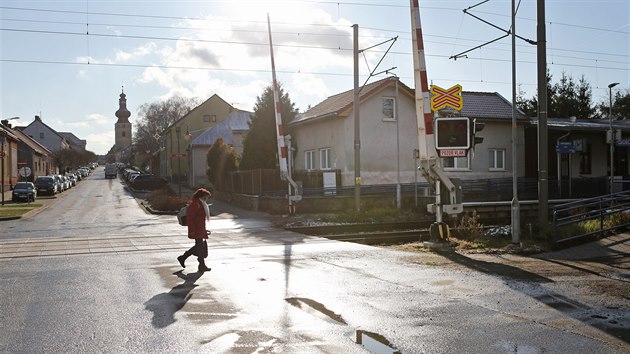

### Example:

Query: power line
xmin=2 ymin=23 xmax=628 ymax=65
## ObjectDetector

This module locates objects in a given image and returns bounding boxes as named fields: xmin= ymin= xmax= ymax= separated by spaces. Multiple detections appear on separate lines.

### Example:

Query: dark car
xmin=12 ymin=182 xmax=37 ymax=202
xmin=34 ymin=176 xmax=58 ymax=196
xmin=130 ymin=174 xmax=167 ymax=191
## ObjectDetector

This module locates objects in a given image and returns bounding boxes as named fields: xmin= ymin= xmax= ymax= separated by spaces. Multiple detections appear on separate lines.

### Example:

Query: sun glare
xmin=227 ymin=1 xmax=313 ymax=24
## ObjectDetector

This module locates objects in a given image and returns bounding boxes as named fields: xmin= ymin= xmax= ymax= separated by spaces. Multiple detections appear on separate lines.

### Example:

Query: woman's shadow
xmin=145 ymin=270 xmax=203 ymax=328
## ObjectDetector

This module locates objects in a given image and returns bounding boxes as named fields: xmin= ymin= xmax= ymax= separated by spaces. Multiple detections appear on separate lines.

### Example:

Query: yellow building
xmin=161 ymin=94 xmax=235 ymax=186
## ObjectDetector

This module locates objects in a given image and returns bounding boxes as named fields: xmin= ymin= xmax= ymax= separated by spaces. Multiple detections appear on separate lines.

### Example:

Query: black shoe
xmin=177 ymin=255 xmax=186 ymax=268
xmin=198 ymin=265 xmax=211 ymax=272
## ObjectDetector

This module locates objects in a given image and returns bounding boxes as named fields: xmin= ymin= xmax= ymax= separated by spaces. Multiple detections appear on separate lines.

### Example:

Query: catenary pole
xmin=511 ymin=0 xmax=520 ymax=244
xmin=353 ymin=24 xmax=361 ymax=212
xmin=537 ymin=0 xmax=549 ymax=228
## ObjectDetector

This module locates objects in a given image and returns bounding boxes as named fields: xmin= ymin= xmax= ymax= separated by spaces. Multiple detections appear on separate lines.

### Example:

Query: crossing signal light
xmin=435 ymin=117 xmax=470 ymax=150
xmin=472 ymin=118 xmax=485 ymax=146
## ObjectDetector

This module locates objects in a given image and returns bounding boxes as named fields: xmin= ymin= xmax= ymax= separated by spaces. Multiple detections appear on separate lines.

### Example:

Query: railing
xmin=551 ymin=190 xmax=630 ymax=245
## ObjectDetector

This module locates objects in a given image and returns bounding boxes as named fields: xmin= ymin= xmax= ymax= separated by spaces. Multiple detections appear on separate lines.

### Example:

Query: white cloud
xmin=131 ymin=8 xmax=364 ymax=114
xmin=85 ymin=131 xmax=115 ymax=155
xmin=115 ymin=42 xmax=158 ymax=62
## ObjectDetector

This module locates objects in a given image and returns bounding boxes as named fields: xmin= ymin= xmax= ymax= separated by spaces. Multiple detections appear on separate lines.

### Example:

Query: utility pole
xmin=609 ymin=82 xmax=620 ymax=195
xmin=511 ymin=0 xmax=520 ymax=244
xmin=537 ymin=0 xmax=549 ymax=228
xmin=353 ymin=24 xmax=361 ymax=213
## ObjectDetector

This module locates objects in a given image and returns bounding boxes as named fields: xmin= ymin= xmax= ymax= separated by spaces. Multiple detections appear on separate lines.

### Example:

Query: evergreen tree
xmin=205 ymin=138 xmax=237 ymax=189
xmin=552 ymin=72 xmax=577 ymax=117
xmin=517 ymin=70 xmax=597 ymax=119
xmin=240 ymin=84 xmax=298 ymax=170
xmin=576 ymin=75 xmax=596 ymax=119
xmin=598 ymin=90 xmax=630 ymax=120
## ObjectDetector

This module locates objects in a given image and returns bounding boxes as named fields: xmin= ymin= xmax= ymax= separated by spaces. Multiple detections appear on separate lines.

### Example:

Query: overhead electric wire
xmin=1 ymin=3 xmax=626 ymax=89
xmin=1 ymin=24 xmax=627 ymax=66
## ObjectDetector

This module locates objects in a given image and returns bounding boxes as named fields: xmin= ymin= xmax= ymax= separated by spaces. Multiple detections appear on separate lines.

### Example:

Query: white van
xmin=105 ymin=163 xmax=118 ymax=179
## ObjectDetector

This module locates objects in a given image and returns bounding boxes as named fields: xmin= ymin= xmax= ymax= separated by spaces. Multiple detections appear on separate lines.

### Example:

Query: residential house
xmin=12 ymin=128 xmax=55 ymax=181
xmin=160 ymin=94 xmax=235 ymax=183
xmin=0 ymin=123 xmax=19 ymax=190
xmin=17 ymin=115 xmax=71 ymax=153
xmin=187 ymin=109 xmax=251 ymax=187
xmin=288 ymin=77 xmax=528 ymax=189
xmin=59 ymin=132 xmax=87 ymax=151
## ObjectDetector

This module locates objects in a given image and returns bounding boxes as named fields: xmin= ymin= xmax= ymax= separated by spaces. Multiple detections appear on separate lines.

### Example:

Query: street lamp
xmin=608 ymin=82 xmax=619 ymax=195
xmin=175 ymin=125 xmax=192 ymax=197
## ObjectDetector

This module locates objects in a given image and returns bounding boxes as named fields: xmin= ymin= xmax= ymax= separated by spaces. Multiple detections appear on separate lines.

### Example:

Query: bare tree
xmin=133 ymin=96 xmax=202 ymax=155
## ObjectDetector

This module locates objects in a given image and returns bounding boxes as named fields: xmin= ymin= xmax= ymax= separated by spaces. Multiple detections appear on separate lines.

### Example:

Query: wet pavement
xmin=1 ymin=177 xmax=629 ymax=353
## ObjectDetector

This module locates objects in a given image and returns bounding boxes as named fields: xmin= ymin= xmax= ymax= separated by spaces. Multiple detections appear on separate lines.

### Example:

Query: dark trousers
xmin=183 ymin=239 xmax=207 ymax=264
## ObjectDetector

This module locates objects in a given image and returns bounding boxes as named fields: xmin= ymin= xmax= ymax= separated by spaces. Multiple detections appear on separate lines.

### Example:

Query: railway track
xmin=286 ymin=221 xmax=433 ymax=245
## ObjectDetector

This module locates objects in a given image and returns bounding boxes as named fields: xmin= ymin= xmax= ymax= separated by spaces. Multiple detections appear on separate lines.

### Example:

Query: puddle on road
xmin=285 ymin=297 xmax=347 ymax=324
xmin=356 ymin=330 xmax=408 ymax=354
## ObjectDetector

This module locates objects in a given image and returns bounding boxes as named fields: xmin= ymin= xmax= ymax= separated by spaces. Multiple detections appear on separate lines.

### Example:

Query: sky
xmin=1 ymin=0 xmax=628 ymax=155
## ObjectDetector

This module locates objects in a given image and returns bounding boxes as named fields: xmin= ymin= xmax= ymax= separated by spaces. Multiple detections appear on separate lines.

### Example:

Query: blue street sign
xmin=556 ymin=142 xmax=575 ymax=154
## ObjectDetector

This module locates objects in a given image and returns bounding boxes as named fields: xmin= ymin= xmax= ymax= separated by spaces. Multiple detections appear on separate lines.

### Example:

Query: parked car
xmin=66 ymin=174 xmax=77 ymax=187
xmin=53 ymin=175 xmax=65 ymax=192
xmin=58 ymin=175 xmax=69 ymax=191
xmin=12 ymin=182 xmax=37 ymax=202
xmin=130 ymin=174 xmax=167 ymax=190
xmin=123 ymin=169 xmax=140 ymax=181
xmin=34 ymin=176 xmax=58 ymax=196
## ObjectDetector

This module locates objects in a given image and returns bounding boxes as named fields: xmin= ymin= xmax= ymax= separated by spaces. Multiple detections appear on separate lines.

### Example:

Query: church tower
xmin=114 ymin=89 xmax=132 ymax=150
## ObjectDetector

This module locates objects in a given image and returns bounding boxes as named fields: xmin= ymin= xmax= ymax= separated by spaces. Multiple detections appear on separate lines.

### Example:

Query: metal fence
xmin=222 ymin=170 xmax=621 ymax=201
xmin=551 ymin=190 xmax=630 ymax=245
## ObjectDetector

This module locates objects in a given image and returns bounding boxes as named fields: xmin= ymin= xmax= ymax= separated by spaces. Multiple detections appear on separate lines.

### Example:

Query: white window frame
xmin=489 ymin=148 xmax=506 ymax=171
xmin=319 ymin=148 xmax=331 ymax=170
xmin=305 ymin=150 xmax=316 ymax=171
xmin=441 ymin=155 xmax=470 ymax=171
xmin=382 ymin=97 xmax=396 ymax=120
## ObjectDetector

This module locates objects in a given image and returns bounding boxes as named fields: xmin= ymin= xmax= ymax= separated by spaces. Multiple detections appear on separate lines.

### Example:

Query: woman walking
xmin=177 ymin=188 xmax=212 ymax=272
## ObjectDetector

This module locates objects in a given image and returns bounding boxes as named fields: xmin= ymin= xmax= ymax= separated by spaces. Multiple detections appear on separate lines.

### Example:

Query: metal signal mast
xmin=267 ymin=14 xmax=302 ymax=214
xmin=410 ymin=0 xmax=463 ymax=238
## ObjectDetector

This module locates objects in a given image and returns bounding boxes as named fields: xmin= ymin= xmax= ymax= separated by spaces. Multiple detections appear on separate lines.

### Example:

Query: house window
xmin=580 ymin=143 xmax=592 ymax=174
xmin=39 ymin=132 xmax=44 ymax=139
xmin=122 ymin=131 xmax=126 ymax=137
xmin=204 ymin=114 xmax=217 ymax=122
xmin=320 ymin=148 xmax=331 ymax=170
xmin=442 ymin=155 xmax=470 ymax=170
xmin=382 ymin=97 xmax=395 ymax=120
xmin=305 ymin=150 xmax=315 ymax=171
xmin=489 ymin=149 xmax=506 ymax=171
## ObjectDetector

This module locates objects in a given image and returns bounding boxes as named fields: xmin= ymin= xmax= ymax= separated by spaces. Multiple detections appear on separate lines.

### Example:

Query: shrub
xmin=147 ymin=188 xmax=189 ymax=211
xmin=455 ymin=212 xmax=485 ymax=240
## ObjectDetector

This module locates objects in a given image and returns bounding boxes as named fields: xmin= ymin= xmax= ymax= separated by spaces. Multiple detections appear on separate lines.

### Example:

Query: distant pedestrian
xmin=177 ymin=188 xmax=212 ymax=272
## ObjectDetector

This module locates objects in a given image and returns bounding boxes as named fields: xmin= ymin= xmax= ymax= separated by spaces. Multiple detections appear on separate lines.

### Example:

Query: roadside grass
xmin=0 ymin=203 xmax=42 ymax=217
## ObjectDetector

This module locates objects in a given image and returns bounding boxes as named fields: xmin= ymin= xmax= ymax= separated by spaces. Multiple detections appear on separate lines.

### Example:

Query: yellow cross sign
xmin=430 ymin=84 xmax=463 ymax=111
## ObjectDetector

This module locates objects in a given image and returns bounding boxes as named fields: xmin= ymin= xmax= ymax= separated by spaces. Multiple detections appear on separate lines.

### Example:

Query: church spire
xmin=115 ymin=86 xmax=131 ymax=124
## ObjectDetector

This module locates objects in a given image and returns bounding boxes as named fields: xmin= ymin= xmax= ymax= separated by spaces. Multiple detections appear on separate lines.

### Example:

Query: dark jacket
xmin=186 ymin=198 xmax=208 ymax=239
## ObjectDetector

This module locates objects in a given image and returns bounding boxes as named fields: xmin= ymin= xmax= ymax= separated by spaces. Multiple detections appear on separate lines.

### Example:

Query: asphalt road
xmin=0 ymin=168 xmax=629 ymax=353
